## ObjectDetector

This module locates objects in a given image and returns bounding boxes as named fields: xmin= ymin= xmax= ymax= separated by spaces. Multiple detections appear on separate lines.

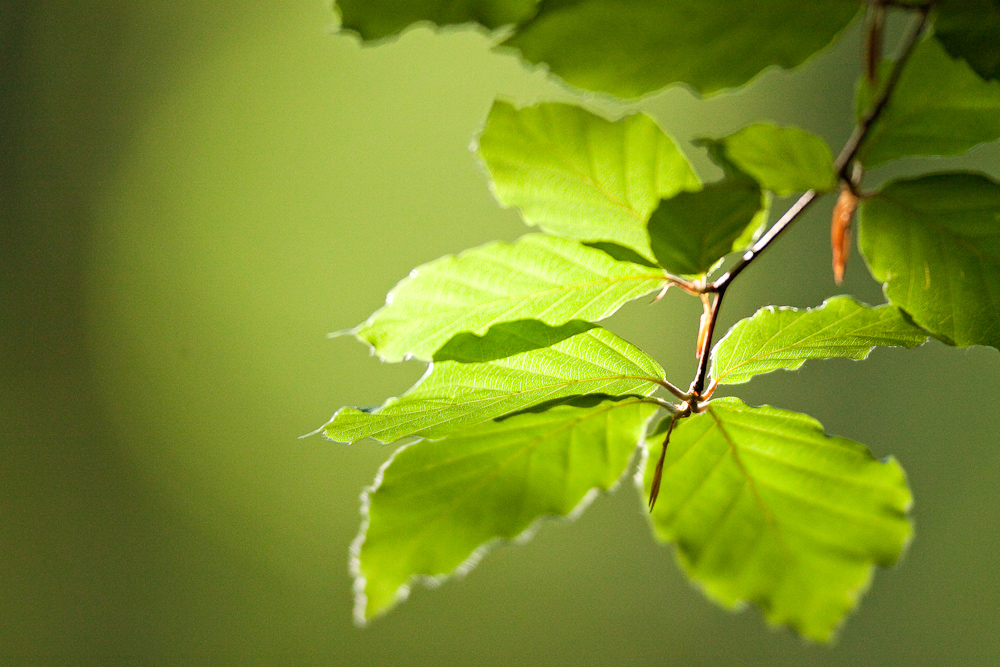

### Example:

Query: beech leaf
xmin=354 ymin=397 xmax=658 ymax=622
xmin=858 ymin=172 xmax=1000 ymax=350
xmin=324 ymin=327 xmax=664 ymax=444
xmin=710 ymin=296 xmax=928 ymax=386
xmin=477 ymin=101 xmax=700 ymax=259
xmin=354 ymin=234 xmax=668 ymax=362
xmin=642 ymin=398 xmax=912 ymax=642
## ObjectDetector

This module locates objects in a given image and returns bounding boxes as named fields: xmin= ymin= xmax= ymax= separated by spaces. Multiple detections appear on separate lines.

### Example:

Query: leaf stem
xmin=654 ymin=377 xmax=691 ymax=401
xmin=684 ymin=4 xmax=933 ymax=399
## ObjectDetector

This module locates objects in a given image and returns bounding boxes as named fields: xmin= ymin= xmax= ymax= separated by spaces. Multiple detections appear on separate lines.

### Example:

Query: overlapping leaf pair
xmin=327 ymin=0 xmax=1000 ymax=644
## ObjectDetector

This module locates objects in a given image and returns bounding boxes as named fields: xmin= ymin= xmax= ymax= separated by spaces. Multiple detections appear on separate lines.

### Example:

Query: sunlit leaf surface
xmin=355 ymin=397 xmax=657 ymax=621
xmin=711 ymin=296 xmax=927 ymax=385
xmin=477 ymin=101 xmax=700 ymax=258
xmin=642 ymin=398 xmax=912 ymax=642
xmin=354 ymin=234 xmax=668 ymax=362
xmin=325 ymin=327 xmax=664 ymax=443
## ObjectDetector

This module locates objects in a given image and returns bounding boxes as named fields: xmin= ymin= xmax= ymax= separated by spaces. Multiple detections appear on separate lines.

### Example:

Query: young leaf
xmin=476 ymin=101 xmax=700 ymax=259
xmin=324 ymin=327 xmax=664 ymax=444
xmin=934 ymin=0 xmax=1000 ymax=82
xmin=354 ymin=234 xmax=668 ymax=362
xmin=703 ymin=124 xmax=838 ymax=197
xmin=641 ymin=398 xmax=912 ymax=642
xmin=503 ymin=0 xmax=864 ymax=97
xmin=335 ymin=0 xmax=539 ymax=41
xmin=647 ymin=177 xmax=764 ymax=276
xmin=858 ymin=172 xmax=1000 ymax=350
xmin=353 ymin=397 xmax=658 ymax=622
xmin=856 ymin=37 xmax=1000 ymax=168
xmin=710 ymin=296 xmax=927 ymax=386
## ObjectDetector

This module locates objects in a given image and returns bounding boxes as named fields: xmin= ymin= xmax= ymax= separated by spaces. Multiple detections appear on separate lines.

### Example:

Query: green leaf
xmin=476 ymin=101 xmax=700 ymax=259
xmin=647 ymin=177 xmax=764 ymax=276
xmin=335 ymin=0 xmax=538 ymax=41
xmin=935 ymin=0 xmax=1000 ymax=82
xmin=354 ymin=234 xmax=668 ymax=362
xmin=642 ymin=398 xmax=912 ymax=642
xmin=354 ymin=397 xmax=658 ymax=622
xmin=324 ymin=327 xmax=664 ymax=443
xmin=704 ymin=124 xmax=838 ymax=197
xmin=503 ymin=0 xmax=864 ymax=97
xmin=710 ymin=296 xmax=927 ymax=386
xmin=858 ymin=172 xmax=1000 ymax=349
xmin=856 ymin=37 xmax=1000 ymax=168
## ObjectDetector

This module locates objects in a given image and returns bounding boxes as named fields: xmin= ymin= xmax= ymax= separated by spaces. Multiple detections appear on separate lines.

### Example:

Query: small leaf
xmin=641 ymin=398 xmax=912 ymax=642
xmin=354 ymin=397 xmax=658 ymax=622
xmin=856 ymin=37 xmax=1000 ymax=168
xmin=647 ymin=177 xmax=764 ymax=276
xmin=354 ymin=234 xmax=668 ymax=362
xmin=324 ymin=327 xmax=664 ymax=444
xmin=858 ymin=172 xmax=1000 ymax=350
xmin=710 ymin=296 xmax=927 ymax=386
xmin=703 ymin=124 xmax=838 ymax=197
xmin=335 ymin=0 xmax=538 ymax=41
xmin=935 ymin=0 xmax=1000 ymax=82
xmin=477 ymin=101 xmax=700 ymax=258
xmin=503 ymin=0 xmax=864 ymax=97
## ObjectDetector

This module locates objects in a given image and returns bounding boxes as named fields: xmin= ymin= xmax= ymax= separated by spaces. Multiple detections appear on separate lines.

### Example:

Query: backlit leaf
xmin=710 ymin=296 xmax=927 ymax=385
xmin=324 ymin=327 xmax=664 ymax=443
xmin=858 ymin=172 xmax=1000 ymax=349
xmin=856 ymin=37 xmax=1000 ymax=168
xmin=354 ymin=234 xmax=668 ymax=362
xmin=642 ymin=398 xmax=912 ymax=642
xmin=476 ymin=101 xmax=700 ymax=259
xmin=354 ymin=397 xmax=658 ymax=622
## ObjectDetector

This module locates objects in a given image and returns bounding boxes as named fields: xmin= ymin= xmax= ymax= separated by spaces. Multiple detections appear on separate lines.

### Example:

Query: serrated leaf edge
xmin=350 ymin=399 xmax=661 ymax=625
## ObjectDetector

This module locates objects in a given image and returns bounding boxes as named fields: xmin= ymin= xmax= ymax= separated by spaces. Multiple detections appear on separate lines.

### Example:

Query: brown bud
xmin=831 ymin=185 xmax=859 ymax=285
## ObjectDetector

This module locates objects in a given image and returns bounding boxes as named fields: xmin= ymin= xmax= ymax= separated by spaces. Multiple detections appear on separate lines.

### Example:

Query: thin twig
xmin=654 ymin=377 xmax=691 ymax=401
xmin=682 ymin=4 xmax=933 ymax=399
xmin=643 ymin=396 xmax=681 ymax=414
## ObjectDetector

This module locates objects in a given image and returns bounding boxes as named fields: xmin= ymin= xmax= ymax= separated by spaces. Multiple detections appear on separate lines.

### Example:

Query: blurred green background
xmin=3 ymin=1 xmax=999 ymax=664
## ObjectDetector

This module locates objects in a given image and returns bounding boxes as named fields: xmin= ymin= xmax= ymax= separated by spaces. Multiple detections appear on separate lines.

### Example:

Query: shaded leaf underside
xmin=338 ymin=0 xmax=863 ymax=97
xmin=934 ymin=0 xmax=1000 ymax=82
